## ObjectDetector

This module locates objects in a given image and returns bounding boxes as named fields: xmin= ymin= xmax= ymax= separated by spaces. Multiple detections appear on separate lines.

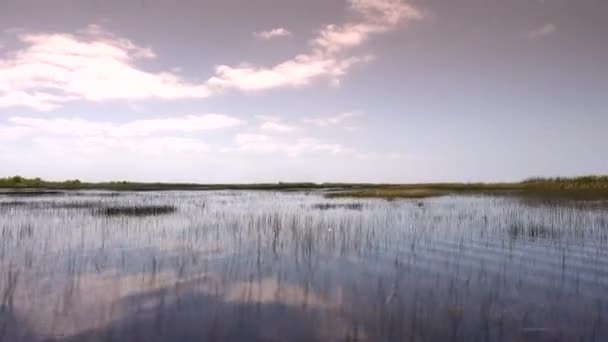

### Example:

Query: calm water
xmin=1 ymin=191 xmax=607 ymax=341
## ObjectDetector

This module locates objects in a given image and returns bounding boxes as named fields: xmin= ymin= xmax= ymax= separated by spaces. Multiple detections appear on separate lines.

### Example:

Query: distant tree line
xmin=1 ymin=175 xmax=607 ymax=191
xmin=0 ymin=175 xmax=81 ymax=187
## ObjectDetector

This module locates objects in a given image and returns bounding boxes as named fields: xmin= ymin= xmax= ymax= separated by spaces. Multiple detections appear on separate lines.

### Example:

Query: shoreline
xmin=2 ymin=175 xmax=608 ymax=199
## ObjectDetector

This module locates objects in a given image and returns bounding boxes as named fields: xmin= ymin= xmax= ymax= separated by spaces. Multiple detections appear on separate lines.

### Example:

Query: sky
xmin=0 ymin=0 xmax=607 ymax=183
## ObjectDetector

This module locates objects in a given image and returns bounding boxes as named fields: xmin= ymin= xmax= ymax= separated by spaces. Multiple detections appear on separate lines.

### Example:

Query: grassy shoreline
xmin=1 ymin=176 xmax=608 ymax=199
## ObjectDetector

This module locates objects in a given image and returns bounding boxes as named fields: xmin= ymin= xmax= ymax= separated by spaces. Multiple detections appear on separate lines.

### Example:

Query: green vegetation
xmin=324 ymin=182 xmax=524 ymax=199
xmin=326 ymin=178 xmax=608 ymax=199
xmin=0 ymin=176 xmax=83 ymax=188
xmin=523 ymin=176 xmax=608 ymax=189
xmin=1 ymin=175 xmax=607 ymax=199
xmin=326 ymin=188 xmax=441 ymax=199
xmin=0 ymin=176 xmax=323 ymax=191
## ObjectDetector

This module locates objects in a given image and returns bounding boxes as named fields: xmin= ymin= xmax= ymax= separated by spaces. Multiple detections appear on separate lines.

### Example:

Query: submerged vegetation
xmin=326 ymin=188 xmax=441 ymax=199
xmin=311 ymin=203 xmax=365 ymax=210
xmin=1 ymin=175 xmax=608 ymax=199
xmin=95 ymin=205 xmax=177 ymax=217
xmin=0 ymin=200 xmax=177 ymax=217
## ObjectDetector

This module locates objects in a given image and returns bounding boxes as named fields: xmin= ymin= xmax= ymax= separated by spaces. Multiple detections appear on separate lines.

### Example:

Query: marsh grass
xmin=0 ymin=201 xmax=29 ymax=208
xmin=0 ymin=191 xmax=64 ymax=197
xmin=325 ymin=188 xmax=441 ymax=199
xmin=507 ymin=223 xmax=563 ymax=240
xmin=0 ymin=201 xmax=105 ymax=210
xmin=53 ymin=202 xmax=104 ymax=209
xmin=524 ymin=176 xmax=608 ymax=189
xmin=311 ymin=203 xmax=364 ymax=210
xmin=94 ymin=205 xmax=177 ymax=217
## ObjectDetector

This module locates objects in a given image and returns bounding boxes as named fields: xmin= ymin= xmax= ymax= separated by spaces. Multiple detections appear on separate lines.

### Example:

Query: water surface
xmin=1 ymin=191 xmax=607 ymax=341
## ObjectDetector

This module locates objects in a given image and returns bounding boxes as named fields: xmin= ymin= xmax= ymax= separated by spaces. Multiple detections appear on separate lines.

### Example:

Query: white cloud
xmin=80 ymin=136 xmax=210 ymax=154
xmin=312 ymin=0 xmax=422 ymax=54
xmin=254 ymin=28 xmax=292 ymax=40
xmin=117 ymin=114 xmax=243 ymax=136
xmin=24 ymin=135 xmax=210 ymax=157
xmin=528 ymin=23 xmax=556 ymax=39
xmin=0 ymin=91 xmax=77 ymax=111
xmin=0 ymin=0 xmax=422 ymax=110
xmin=312 ymin=24 xmax=376 ymax=54
xmin=303 ymin=111 xmax=363 ymax=127
xmin=0 ymin=25 xmax=211 ymax=110
xmin=206 ymin=0 xmax=421 ymax=92
xmin=255 ymin=114 xmax=282 ymax=122
xmin=8 ymin=113 xmax=243 ymax=138
xmin=1 ymin=114 xmax=241 ymax=156
xmin=260 ymin=121 xmax=295 ymax=132
xmin=0 ymin=125 xmax=32 ymax=141
xmin=351 ymin=0 xmax=422 ymax=23
xmin=234 ymin=133 xmax=350 ymax=157
xmin=206 ymin=54 xmax=367 ymax=91
xmin=235 ymin=133 xmax=271 ymax=145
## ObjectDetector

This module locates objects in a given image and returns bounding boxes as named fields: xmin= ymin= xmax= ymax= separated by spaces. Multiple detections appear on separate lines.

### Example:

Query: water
xmin=1 ymin=190 xmax=607 ymax=341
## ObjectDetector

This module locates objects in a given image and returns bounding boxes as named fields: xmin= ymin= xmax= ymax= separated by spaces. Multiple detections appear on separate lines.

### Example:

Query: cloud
xmin=254 ymin=28 xmax=292 ymax=40
xmin=2 ymin=113 xmax=242 ymax=155
xmin=206 ymin=0 xmax=421 ymax=92
xmin=255 ymin=114 xmax=282 ymax=122
xmin=79 ymin=136 xmax=210 ymax=154
xmin=0 ymin=0 xmax=422 ymax=110
xmin=528 ymin=23 xmax=556 ymax=39
xmin=8 ymin=113 xmax=243 ymax=137
xmin=235 ymin=133 xmax=271 ymax=145
xmin=351 ymin=0 xmax=422 ymax=21
xmin=0 ymin=25 xmax=212 ymax=110
xmin=0 ymin=125 xmax=32 ymax=141
xmin=24 ymin=135 xmax=211 ymax=157
xmin=234 ymin=133 xmax=350 ymax=157
xmin=260 ymin=121 xmax=295 ymax=132
xmin=2 ymin=112 xmax=381 ymax=159
xmin=311 ymin=1 xmax=421 ymax=54
xmin=303 ymin=111 xmax=363 ymax=127
xmin=0 ymin=91 xmax=77 ymax=111
xmin=205 ymin=54 xmax=367 ymax=91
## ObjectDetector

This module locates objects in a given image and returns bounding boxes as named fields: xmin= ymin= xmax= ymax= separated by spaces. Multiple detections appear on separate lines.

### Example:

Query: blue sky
xmin=1 ymin=0 xmax=607 ymax=183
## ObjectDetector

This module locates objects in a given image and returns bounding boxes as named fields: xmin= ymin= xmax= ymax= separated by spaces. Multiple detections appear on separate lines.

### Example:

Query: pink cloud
xmin=254 ymin=28 xmax=292 ymax=40
xmin=528 ymin=23 xmax=557 ymax=39
xmin=234 ymin=133 xmax=352 ymax=157
xmin=205 ymin=0 xmax=421 ymax=92
xmin=0 ymin=0 xmax=422 ymax=110
xmin=8 ymin=113 xmax=243 ymax=137
xmin=0 ymin=26 xmax=211 ymax=110
xmin=303 ymin=111 xmax=363 ymax=127
xmin=260 ymin=121 xmax=295 ymax=132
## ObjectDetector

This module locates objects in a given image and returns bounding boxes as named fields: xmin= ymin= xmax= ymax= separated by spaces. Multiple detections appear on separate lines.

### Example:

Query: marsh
xmin=1 ymin=190 xmax=607 ymax=341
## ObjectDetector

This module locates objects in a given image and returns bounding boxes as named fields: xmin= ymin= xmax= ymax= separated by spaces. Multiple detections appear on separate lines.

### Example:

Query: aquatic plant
xmin=311 ymin=203 xmax=364 ymax=210
xmin=95 ymin=205 xmax=177 ymax=217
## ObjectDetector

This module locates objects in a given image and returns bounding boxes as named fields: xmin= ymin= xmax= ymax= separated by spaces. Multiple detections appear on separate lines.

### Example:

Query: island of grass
xmin=325 ymin=188 xmax=441 ymax=199
xmin=325 ymin=177 xmax=608 ymax=200
xmin=1 ymin=175 xmax=607 ymax=200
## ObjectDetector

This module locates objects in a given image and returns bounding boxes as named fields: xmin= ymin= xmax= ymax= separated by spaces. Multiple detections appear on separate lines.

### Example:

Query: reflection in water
xmin=0 ymin=191 xmax=607 ymax=341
